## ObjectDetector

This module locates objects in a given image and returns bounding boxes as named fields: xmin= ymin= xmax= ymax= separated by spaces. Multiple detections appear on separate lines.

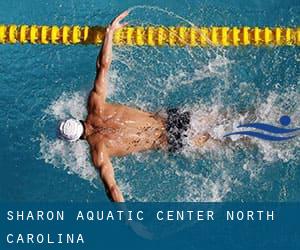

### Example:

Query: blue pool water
xmin=0 ymin=0 xmax=299 ymax=202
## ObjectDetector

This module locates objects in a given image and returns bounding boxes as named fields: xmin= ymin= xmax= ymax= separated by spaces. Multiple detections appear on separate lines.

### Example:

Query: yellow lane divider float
xmin=0 ymin=25 xmax=299 ymax=46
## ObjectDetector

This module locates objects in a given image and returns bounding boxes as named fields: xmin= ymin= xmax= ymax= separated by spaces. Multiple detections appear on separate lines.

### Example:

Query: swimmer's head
xmin=57 ymin=118 xmax=84 ymax=142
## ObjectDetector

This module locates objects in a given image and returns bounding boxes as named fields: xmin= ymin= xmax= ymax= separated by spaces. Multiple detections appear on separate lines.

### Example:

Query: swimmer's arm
xmin=92 ymin=144 xmax=125 ymax=202
xmin=94 ymin=11 xmax=129 ymax=99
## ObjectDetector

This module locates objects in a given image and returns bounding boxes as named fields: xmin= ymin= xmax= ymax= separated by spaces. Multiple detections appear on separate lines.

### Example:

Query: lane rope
xmin=0 ymin=25 xmax=299 ymax=46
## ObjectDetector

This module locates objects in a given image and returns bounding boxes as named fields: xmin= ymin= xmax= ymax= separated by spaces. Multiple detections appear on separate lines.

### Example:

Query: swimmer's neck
xmin=81 ymin=121 xmax=100 ymax=139
xmin=81 ymin=121 xmax=117 ymax=139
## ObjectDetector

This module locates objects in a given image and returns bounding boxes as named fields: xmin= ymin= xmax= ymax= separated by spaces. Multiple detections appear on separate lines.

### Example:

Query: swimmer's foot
xmin=193 ymin=133 xmax=210 ymax=147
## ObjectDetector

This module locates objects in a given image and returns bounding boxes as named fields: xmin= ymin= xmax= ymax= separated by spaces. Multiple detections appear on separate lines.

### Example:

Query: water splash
xmin=37 ymin=6 xmax=299 ymax=202
xmin=39 ymin=89 xmax=300 ymax=202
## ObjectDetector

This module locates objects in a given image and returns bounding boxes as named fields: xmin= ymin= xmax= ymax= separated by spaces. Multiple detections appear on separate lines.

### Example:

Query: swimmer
xmin=58 ymin=11 xmax=211 ymax=202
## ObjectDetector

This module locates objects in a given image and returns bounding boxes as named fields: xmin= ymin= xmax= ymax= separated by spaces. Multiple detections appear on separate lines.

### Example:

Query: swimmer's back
xmin=86 ymin=102 xmax=168 ymax=156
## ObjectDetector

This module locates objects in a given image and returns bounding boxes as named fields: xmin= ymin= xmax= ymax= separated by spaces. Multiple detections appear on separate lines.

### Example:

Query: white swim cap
xmin=58 ymin=118 xmax=84 ymax=142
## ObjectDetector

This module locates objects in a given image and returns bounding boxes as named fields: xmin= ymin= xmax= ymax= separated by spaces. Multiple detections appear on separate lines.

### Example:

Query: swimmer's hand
xmin=107 ymin=10 xmax=129 ymax=33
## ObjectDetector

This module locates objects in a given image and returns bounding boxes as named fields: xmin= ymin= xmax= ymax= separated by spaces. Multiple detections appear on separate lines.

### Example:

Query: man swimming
xmin=58 ymin=11 xmax=210 ymax=202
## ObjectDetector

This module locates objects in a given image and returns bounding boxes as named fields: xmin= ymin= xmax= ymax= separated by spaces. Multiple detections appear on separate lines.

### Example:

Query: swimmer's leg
xmin=192 ymin=133 xmax=254 ymax=148
xmin=191 ymin=107 xmax=259 ymax=148
xmin=192 ymin=132 xmax=211 ymax=147
xmin=189 ymin=114 xmax=217 ymax=147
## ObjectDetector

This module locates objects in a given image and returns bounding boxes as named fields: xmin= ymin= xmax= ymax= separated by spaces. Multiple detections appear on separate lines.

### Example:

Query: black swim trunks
xmin=166 ymin=108 xmax=191 ymax=153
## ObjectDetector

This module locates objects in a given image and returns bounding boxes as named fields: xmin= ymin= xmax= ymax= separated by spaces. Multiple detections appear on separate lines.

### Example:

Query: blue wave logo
xmin=224 ymin=116 xmax=300 ymax=141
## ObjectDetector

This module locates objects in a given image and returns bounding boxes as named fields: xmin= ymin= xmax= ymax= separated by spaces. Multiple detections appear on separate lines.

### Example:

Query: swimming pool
xmin=0 ymin=0 xmax=299 ymax=202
